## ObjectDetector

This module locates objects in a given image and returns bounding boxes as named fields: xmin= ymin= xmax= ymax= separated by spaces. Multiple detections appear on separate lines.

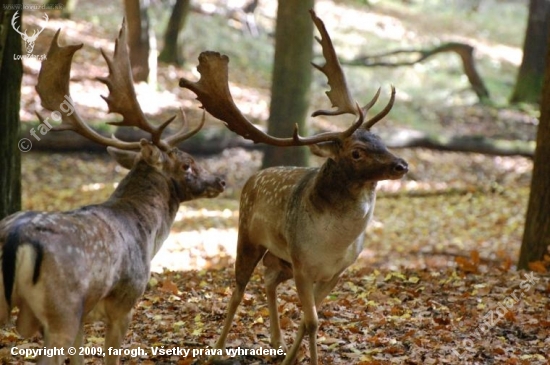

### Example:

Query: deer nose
xmin=217 ymin=177 xmax=226 ymax=190
xmin=393 ymin=159 xmax=408 ymax=174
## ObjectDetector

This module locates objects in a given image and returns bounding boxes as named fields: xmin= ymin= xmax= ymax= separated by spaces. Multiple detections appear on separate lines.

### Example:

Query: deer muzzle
xmin=391 ymin=158 xmax=409 ymax=178
xmin=205 ymin=177 xmax=226 ymax=198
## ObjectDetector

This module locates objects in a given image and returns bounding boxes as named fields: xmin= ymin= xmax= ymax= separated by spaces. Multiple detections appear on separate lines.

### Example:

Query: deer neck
xmin=309 ymin=158 xmax=377 ymax=213
xmin=105 ymin=162 xmax=180 ymax=254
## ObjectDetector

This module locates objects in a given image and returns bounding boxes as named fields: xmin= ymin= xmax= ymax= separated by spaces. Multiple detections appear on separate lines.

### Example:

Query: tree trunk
xmin=124 ymin=0 xmax=150 ymax=82
xmin=510 ymin=0 xmax=550 ymax=104
xmin=0 ymin=3 xmax=23 ymax=219
xmin=158 ymin=0 xmax=190 ymax=66
xmin=262 ymin=0 xmax=314 ymax=168
xmin=517 ymin=26 xmax=550 ymax=270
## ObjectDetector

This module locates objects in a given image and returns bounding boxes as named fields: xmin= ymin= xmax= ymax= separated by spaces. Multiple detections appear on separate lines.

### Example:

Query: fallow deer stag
xmin=0 ymin=20 xmax=224 ymax=365
xmin=179 ymin=10 xmax=407 ymax=365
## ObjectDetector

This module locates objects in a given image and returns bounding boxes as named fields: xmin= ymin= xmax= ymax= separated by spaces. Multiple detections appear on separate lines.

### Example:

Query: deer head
xmin=106 ymin=139 xmax=224 ymax=201
xmin=11 ymin=11 xmax=48 ymax=54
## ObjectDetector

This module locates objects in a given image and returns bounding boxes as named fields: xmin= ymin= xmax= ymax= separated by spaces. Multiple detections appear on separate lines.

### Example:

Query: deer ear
xmin=107 ymin=147 xmax=138 ymax=170
xmin=309 ymin=142 xmax=337 ymax=158
xmin=139 ymin=139 xmax=164 ymax=168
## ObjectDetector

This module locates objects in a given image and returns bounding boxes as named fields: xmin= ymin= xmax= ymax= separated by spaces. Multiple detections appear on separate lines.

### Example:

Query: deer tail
xmin=0 ymin=216 xmax=44 ymax=323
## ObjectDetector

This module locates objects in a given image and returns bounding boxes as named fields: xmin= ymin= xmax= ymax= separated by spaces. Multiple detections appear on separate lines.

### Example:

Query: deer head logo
xmin=11 ymin=11 xmax=48 ymax=54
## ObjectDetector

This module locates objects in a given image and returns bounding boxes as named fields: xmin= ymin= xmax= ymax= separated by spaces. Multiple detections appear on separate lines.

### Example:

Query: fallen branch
xmin=384 ymin=129 xmax=535 ymax=158
xmin=342 ymin=42 xmax=490 ymax=102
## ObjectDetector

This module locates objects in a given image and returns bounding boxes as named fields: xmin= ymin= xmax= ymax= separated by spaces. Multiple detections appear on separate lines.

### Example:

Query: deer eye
xmin=351 ymin=149 xmax=361 ymax=160
xmin=182 ymin=163 xmax=191 ymax=172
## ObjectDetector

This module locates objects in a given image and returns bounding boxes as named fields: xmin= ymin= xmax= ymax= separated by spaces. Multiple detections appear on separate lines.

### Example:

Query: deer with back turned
xmin=0 ymin=20 xmax=225 ymax=365
xmin=179 ymin=10 xmax=408 ymax=365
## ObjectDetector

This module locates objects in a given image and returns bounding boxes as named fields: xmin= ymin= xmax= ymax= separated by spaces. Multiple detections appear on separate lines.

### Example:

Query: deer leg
xmin=69 ymin=324 xmax=85 ymax=365
xmin=104 ymin=307 xmax=133 ymax=365
xmin=214 ymin=237 xmax=267 ymax=355
xmin=282 ymin=271 xmax=317 ymax=365
xmin=313 ymin=275 xmax=341 ymax=308
xmin=263 ymin=252 xmax=293 ymax=353
xmin=15 ymin=301 xmax=41 ymax=338
xmin=38 ymin=315 xmax=81 ymax=365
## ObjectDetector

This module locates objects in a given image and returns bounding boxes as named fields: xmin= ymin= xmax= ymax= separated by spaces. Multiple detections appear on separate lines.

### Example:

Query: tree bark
xmin=262 ymin=0 xmax=314 ymax=168
xmin=158 ymin=0 xmax=190 ymax=66
xmin=510 ymin=0 xmax=550 ymax=104
xmin=124 ymin=0 xmax=150 ymax=82
xmin=517 ymin=26 xmax=550 ymax=270
xmin=0 ymin=2 xmax=22 ymax=219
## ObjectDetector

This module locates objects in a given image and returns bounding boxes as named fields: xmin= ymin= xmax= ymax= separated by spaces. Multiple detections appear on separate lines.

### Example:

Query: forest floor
xmin=1 ymin=147 xmax=549 ymax=365
xmin=3 ymin=0 xmax=550 ymax=364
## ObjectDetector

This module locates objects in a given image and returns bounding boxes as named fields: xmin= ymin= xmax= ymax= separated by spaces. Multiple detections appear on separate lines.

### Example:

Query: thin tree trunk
xmin=158 ymin=0 xmax=190 ymax=66
xmin=0 ymin=3 xmax=23 ymax=219
xmin=510 ymin=0 xmax=550 ymax=104
xmin=124 ymin=0 xmax=150 ymax=82
xmin=262 ymin=0 xmax=315 ymax=168
xmin=517 ymin=26 xmax=550 ymax=270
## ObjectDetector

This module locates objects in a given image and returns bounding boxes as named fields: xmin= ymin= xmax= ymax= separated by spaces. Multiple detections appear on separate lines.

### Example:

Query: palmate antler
xmin=308 ymin=10 xmax=395 ymax=130
xmin=179 ymin=10 xmax=394 ymax=147
xmin=36 ymin=19 xmax=202 ymax=151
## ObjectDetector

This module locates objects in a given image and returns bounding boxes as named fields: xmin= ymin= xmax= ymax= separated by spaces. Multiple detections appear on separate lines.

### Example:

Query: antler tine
xmin=164 ymin=109 xmax=206 ymax=147
xmin=157 ymin=114 xmax=178 ymax=135
xmin=362 ymin=87 xmax=381 ymax=114
xmin=296 ymin=105 xmax=366 ymax=144
xmin=98 ymin=18 xmax=172 ymax=146
xmin=310 ymin=9 xmax=357 ymax=118
xmin=36 ymin=29 xmax=141 ymax=150
xmin=363 ymin=86 xmax=396 ymax=130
